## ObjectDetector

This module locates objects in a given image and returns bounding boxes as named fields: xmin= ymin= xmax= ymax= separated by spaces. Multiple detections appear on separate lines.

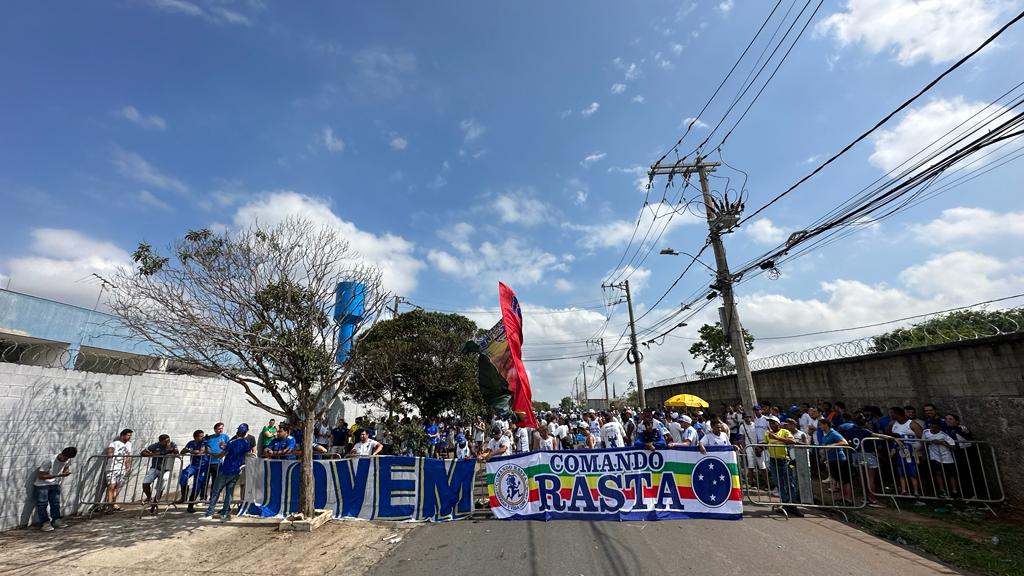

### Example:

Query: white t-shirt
xmin=667 ymin=421 xmax=684 ymax=444
xmin=601 ymin=421 xmax=626 ymax=448
xmin=455 ymin=442 xmax=471 ymax=459
xmin=473 ymin=422 xmax=486 ymax=442
xmin=109 ymin=440 xmax=132 ymax=471
xmin=352 ymin=439 xmax=380 ymax=456
xmin=923 ymin=430 xmax=955 ymax=464
xmin=588 ymin=419 xmax=601 ymax=438
xmin=680 ymin=426 xmax=699 ymax=445
xmin=487 ymin=435 xmax=511 ymax=454
xmin=537 ymin=434 xmax=556 ymax=450
xmin=740 ymin=422 xmax=759 ymax=446
xmin=753 ymin=416 xmax=769 ymax=443
xmin=699 ymin=431 xmax=730 ymax=447
xmin=35 ymin=454 xmax=69 ymax=487
xmin=514 ymin=427 xmax=530 ymax=453
xmin=799 ymin=414 xmax=819 ymax=438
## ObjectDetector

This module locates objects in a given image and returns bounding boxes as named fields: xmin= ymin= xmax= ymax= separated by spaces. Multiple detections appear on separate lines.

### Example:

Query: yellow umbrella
xmin=664 ymin=393 xmax=709 ymax=408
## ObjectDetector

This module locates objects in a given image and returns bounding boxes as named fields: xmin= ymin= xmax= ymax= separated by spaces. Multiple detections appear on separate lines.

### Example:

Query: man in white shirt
xmin=753 ymin=406 xmax=770 ymax=447
xmin=34 ymin=446 xmax=77 ymax=531
xmin=799 ymin=407 xmax=821 ymax=443
xmin=923 ymin=419 xmax=958 ymax=497
xmin=105 ymin=429 xmax=133 ymax=510
xmin=600 ymin=413 xmax=627 ymax=448
xmin=676 ymin=415 xmax=699 ymax=446
xmin=477 ymin=426 xmax=511 ymax=462
xmin=348 ymin=429 xmax=383 ymax=457
xmin=667 ymin=413 xmax=684 ymax=444
xmin=698 ymin=420 xmax=731 ymax=454
xmin=513 ymin=422 xmax=531 ymax=454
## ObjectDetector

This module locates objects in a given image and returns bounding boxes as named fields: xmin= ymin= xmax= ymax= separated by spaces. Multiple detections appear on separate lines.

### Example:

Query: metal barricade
xmin=739 ymin=442 xmax=866 ymax=517
xmin=76 ymin=453 xmax=185 ymax=516
xmin=861 ymin=437 xmax=1004 ymax=513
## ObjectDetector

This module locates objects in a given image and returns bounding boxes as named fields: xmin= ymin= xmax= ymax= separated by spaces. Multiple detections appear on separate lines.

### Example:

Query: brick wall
xmin=645 ymin=332 xmax=1024 ymax=503
xmin=0 ymin=364 xmax=368 ymax=530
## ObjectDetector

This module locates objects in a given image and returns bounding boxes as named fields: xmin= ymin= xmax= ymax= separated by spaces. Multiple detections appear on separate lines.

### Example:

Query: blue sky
xmin=2 ymin=0 xmax=1023 ymax=401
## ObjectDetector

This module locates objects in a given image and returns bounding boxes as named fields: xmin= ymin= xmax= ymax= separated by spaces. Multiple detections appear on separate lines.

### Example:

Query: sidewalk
xmin=0 ymin=512 xmax=417 ymax=575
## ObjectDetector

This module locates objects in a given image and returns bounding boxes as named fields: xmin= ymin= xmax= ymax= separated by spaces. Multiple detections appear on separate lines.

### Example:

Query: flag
xmin=499 ymin=282 xmax=536 ymax=428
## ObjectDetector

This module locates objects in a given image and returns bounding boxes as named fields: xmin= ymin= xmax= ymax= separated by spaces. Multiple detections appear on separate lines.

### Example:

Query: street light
xmin=660 ymin=248 xmax=717 ymax=274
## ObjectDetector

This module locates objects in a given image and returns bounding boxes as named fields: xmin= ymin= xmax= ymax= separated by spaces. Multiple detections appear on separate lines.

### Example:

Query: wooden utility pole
xmin=602 ymin=280 xmax=645 ymax=408
xmin=599 ymin=337 xmax=610 ymax=408
xmin=391 ymin=295 xmax=408 ymax=318
xmin=581 ymin=361 xmax=589 ymax=405
xmin=648 ymin=157 xmax=758 ymax=409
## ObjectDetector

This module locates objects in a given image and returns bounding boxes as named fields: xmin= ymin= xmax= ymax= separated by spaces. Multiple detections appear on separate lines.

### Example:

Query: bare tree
xmin=106 ymin=217 xmax=389 ymax=517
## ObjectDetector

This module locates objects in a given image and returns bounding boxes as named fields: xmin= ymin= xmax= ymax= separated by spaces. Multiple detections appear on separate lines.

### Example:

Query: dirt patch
xmin=0 ymin=511 xmax=417 ymax=575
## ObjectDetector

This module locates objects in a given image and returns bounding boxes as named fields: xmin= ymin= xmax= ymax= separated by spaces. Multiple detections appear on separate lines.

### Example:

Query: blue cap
xmin=789 ymin=405 xmax=799 ymax=412
xmin=753 ymin=404 xmax=762 ymax=410
xmin=456 ymin=433 xmax=466 ymax=442
xmin=838 ymin=422 xmax=855 ymax=431
xmin=237 ymin=423 xmax=249 ymax=433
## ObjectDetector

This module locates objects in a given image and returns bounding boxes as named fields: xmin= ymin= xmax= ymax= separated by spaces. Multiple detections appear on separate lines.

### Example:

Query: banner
xmin=241 ymin=456 xmax=476 ymax=522
xmin=485 ymin=446 xmax=742 ymax=521
xmin=498 ymin=282 xmax=536 ymax=428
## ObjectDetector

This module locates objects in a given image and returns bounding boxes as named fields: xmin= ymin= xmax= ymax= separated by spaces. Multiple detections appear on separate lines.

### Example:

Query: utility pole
xmin=602 ymin=280 xmax=645 ymax=408
xmin=599 ymin=337 xmax=610 ymax=409
xmin=391 ymin=295 xmax=408 ymax=318
xmin=581 ymin=361 xmax=589 ymax=406
xmin=649 ymin=157 xmax=758 ymax=409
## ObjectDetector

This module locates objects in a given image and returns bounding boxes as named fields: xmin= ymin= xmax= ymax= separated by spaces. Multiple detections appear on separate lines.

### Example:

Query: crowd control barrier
xmin=739 ymin=443 xmax=866 ymax=518
xmin=77 ymin=454 xmax=185 ymax=516
xmin=860 ymin=437 xmax=1004 ymax=513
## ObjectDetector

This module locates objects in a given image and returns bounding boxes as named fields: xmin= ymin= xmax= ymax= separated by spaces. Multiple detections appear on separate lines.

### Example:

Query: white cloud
xmin=1 ymin=228 xmax=132 ymax=309
xmin=671 ymin=43 xmax=684 ymax=55
xmin=232 ymin=191 xmax=424 ymax=295
xmin=111 ymin=150 xmax=187 ymax=194
xmin=869 ymin=97 xmax=1012 ymax=173
xmin=580 ymin=102 xmax=600 ymax=117
xmin=136 ymin=190 xmax=171 ymax=211
xmin=459 ymin=119 xmax=486 ymax=142
xmin=494 ymin=190 xmax=553 ymax=227
xmin=554 ymin=278 xmax=574 ymax=292
xmin=682 ymin=117 xmax=709 ymax=129
xmin=910 ymin=207 xmax=1024 ymax=245
xmin=118 ymin=106 xmax=166 ymax=130
xmin=427 ymin=238 xmax=570 ymax=294
xmin=624 ymin=63 xmax=640 ymax=80
xmin=718 ymin=0 xmax=734 ymax=14
xmin=389 ymin=136 xmax=408 ymax=151
xmin=817 ymin=0 xmax=1008 ymax=66
xmin=631 ymin=95 xmax=646 ymax=104
xmin=580 ymin=152 xmax=607 ymax=167
xmin=438 ymin=222 xmax=474 ymax=254
xmin=745 ymin=218 xmax=786 ymax=244
xmin=608 ymin=165 xmax=649 ymax=192
xmin=566 ymin=178 xmax=589 ymax=205
xmin=321 ymin=126 xmax=345 ymax=152
xmin=143 ymin=0 xmax=252 ymax=26
xmin=611 ymin=83 xmax=627 ymax=95
xmin=566 ymin=205 xmax=701 ymax=251
xmin=351 ymin=49 xmax=416 ymax=98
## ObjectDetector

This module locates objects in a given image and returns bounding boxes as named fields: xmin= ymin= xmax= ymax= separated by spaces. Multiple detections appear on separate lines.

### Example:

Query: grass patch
xmin=850 ymin=505 xmax=1024 ymax=576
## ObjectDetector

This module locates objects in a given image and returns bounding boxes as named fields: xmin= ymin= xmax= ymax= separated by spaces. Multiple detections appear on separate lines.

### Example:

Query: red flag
xmin=499 ymin=282 xmax=537 ymax=428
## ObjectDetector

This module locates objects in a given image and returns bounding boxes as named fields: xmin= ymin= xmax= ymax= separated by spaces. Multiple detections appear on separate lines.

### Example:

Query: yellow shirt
xmin=764 ymin=428 xmax=792 ymax=459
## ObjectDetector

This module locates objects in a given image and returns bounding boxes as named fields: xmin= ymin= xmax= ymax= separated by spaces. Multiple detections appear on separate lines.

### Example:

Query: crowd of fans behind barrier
xmin=32 ymin=399 xmax=986 ymax=530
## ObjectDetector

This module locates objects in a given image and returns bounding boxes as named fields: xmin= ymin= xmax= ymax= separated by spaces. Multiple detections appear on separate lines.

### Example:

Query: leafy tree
xmin=558 ymin=396 xmax=575 ymax=413
xmin=109 ymin=219 xmax=388 ymax=517
xmin=532 ymin=400 xmax=552 ymax=412
xmin=348 ymin=309 xmax=482 ymax=419
xmin=870 ymin=308 xmax=1024 ymax=352
xmin=688 ymin=322 xmax=754 ymax=375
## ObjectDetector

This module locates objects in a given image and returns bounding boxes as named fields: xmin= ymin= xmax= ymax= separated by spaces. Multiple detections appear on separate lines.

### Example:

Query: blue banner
xmin=241 ymin=457 xmax=477 ymax=522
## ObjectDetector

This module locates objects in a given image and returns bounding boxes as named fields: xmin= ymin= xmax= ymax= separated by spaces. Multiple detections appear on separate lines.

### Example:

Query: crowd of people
xmin=32 ymin=399 xmax=988 ymax=531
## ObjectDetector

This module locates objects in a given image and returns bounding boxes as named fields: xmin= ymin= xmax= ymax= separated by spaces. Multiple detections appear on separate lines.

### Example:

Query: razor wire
xmin=0 ymin=340 xmax=189 ymax=376
xmin=649 ymin=306 xmax=1024 ymax=388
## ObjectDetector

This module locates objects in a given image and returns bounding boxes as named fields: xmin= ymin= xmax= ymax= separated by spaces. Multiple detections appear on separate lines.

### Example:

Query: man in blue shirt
xmin=203 ymin=422 xmax=229 ymax=500
xmin=265 ymin=424 xmax=297 ymax=459
xmin=204 ymin=424 xmax=253 ymax=521
xmin=177 ymin=430 xmax=208 ymax=512
xmin=633 ymin=409 xmax=669 ymax=451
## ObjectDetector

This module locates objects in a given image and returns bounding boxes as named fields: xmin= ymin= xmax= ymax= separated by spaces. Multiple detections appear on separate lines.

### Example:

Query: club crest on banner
xmin=691 ymin=456 xmax=732 ymax=508
xmin=494 ymin=463 xmax=530 ymax=511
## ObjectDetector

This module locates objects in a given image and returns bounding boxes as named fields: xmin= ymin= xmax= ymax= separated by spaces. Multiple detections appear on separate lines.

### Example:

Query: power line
xmin=756 ymin=293 xmax=1024 ymax=341
xmin=738 ymin=7 xmax=1024 ymax=226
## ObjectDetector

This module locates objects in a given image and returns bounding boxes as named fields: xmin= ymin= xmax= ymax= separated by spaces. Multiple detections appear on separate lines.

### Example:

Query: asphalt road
xmin=373 ymin=507 xmax=961 ymax=576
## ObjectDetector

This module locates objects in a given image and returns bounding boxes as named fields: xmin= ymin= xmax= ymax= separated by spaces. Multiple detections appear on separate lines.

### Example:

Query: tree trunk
xmin=299 ymin=417 xmax=315 ymax=517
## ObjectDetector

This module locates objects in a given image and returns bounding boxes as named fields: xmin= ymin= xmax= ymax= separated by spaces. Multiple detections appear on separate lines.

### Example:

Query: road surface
xmin=373 ymin=508 xmax=960 ymax=576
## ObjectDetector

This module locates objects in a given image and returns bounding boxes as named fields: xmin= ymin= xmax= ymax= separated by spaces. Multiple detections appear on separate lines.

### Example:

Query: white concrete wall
xmin=0 ymin=363 xmax=370 ymax=530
